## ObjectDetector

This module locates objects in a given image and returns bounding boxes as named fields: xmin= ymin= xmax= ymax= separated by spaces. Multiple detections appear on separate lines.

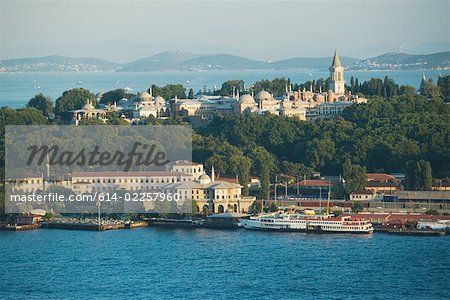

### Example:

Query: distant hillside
xmin=118 ymin=51 xmax=199 ymax=72
xmin=119 ymin=52 xmax=264 ymax=71
xmin=0 ymin=55 xmax=118 ymax=72
xmin=270 ymin=56 xmax=359 ymax=70
xmin=1 ymin=51 xmax=449 ymax=72
xmin=181 ymin=54 xmax=265 ymax=70
xmin=351 ymin=51 xmax=450 ymax=70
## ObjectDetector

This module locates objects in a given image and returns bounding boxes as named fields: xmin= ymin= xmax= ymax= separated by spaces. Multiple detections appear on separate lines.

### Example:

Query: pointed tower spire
xmin=421 ymin=71 xmax=427 ymax=82
xmin=331 ymin=49 xmax=342 ymax=68
xmin=211 ymin=165 xmax=215 ymax=182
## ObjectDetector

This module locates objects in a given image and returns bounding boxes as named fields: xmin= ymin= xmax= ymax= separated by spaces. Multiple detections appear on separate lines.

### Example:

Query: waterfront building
xmin=162 ymin=167 xmax=254 ymax=214
xmin=68 ymin=171 xmax=194 ymax=194
xmin=10 ymin=174 xmax=44 ymax=193
xmin=365 ymin=173 xmax=398 ymax=194
xmin=349 ymin=190 xmax=381 ymax=201
xmin=391 ymin=191 xmax=450 ymax=204
xmin=10 ymin=161 xmax=254 ymax=214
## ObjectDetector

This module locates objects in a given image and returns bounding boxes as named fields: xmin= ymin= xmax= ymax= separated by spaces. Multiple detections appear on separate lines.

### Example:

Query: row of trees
xmin=347 ymin=75 xmax=449 ymax=100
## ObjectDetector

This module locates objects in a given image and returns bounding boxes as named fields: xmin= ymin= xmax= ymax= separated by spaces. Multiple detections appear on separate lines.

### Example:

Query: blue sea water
xmin=0 ymin=228 xmax=449 ymax=300
xmin=0 ymin=69 xmax=448 ymax=108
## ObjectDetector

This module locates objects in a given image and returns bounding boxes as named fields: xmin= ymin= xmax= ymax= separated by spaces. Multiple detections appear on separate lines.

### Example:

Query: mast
xmin=326 ymin=179 xmax=331 ymax=215
xmin=274 ymin=175 xmax=277 ymax=206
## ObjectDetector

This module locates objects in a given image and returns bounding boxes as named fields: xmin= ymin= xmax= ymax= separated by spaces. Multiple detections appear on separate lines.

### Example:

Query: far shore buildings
xmin=10 ymin=161 xmax=255 ymax=214
xmin=67 ymin=50 xmax=367 ymax=125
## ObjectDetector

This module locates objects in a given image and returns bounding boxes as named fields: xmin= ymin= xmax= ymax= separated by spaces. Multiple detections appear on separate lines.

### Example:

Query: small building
xmin=350 ymin=190 xmax=378 ymax=201
xmin=70 ymin=100 xmax=108 ymax=125
xmin=365 ymin=173 xmax=398 ymax=194
xmin=293 ymin=179 xmax=333 ymax=199
xmin=13 ymin=214 xmax=43 ymax=225
xmin=432 ymin=178 xmax=450 ymax=191
xmin=392 ymin=191 xmax=450 ymax=203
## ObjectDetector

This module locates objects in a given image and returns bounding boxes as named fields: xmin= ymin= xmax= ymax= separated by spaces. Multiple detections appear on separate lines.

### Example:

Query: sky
xmin=0 ymin=0 xmax=449 ymax=62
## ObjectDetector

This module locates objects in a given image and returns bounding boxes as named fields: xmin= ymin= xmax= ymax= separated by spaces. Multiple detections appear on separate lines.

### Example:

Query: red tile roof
xmin=365 ymin=182 xmax=397 ymax=187
xmin=216 ymin=177 xmax=239 ymax=184
xmin=367 ymin=173 xmax=396 ymax=181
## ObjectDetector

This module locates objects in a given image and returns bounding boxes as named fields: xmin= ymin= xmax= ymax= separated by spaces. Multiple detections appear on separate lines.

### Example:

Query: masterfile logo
xmin=4 ymin=125 xmax=193 ymax=214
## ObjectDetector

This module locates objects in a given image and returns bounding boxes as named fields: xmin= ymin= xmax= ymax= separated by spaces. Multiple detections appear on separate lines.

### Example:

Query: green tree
xmin=405 ymin=160 xmax=432 ymax=191
xmin=151 ymin=84 xmax=186 ymax=100
xmin=342 ymin=158 xmax=367 ymax=193
xmin=220 ymin=80 xmax=244 ymax=96
xmin=100 ymin=89 xmax=132 ymax=104
xmin=437 ymin=75 xmax=450 ymax=100
xmin=420 ymin=79 xmax=440 ymax=98
xmin=188 ymin=88 xmax=194 ymax=99
xmin=27 ymin=94 xmax=53 ymax=117
xmin=54 ymin=88 xmax=96 ymax=117
xmin=249 ymin=146 xmax=277 ymax=199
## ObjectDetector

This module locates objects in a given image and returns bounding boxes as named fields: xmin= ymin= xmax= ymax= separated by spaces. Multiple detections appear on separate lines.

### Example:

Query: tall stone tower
xmin=329 ymin=49 xmax=345 ymax=95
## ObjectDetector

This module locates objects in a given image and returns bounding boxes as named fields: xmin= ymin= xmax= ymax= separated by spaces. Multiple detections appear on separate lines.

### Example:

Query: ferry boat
xmin=241 ymin=179 xmax=373 ymax=234
xmin=240 ymin=213 xmax=374 ymax=234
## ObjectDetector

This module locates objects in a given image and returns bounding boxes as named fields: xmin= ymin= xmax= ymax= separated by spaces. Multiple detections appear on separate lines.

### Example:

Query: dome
xmin=82 ymin=99 xmax=95 ymax=110
xmin=139 ymin=91 xmax=153 ymax=102
xmin=119 ymin=97 xmax=128 ymax=102
xmin=154 ymin=95 xmax=165 ymax=106
xmin=255 ymin=90 xmax=272 ymax=102
xmin=198 ymin=174 xmax=211 ymax=185
xmin=239 ymin=94 xmax=255 ymax=104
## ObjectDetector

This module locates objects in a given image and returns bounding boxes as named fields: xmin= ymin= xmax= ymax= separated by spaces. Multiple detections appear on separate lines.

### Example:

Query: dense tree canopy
xmin=253 ymin=77 xmax=290 ymax=96
xmin=151 ymin=84 xmax=186 ymax=100
xmin=219 ymin=80 xmax=244 ymax=96
xmin=54 ymin=88 xmax=96 ymax=117
xmin=99 ymin=89 xmax=133 ymax=105
xmin=197 ymin=94 xmax=450 ymax=186
xmin=27 ymin=93 xmax=53 ymax=117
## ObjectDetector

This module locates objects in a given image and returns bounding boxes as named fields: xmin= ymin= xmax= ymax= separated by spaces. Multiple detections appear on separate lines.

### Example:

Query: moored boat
xmin=240 ymin=213 xmax=374 ymax=234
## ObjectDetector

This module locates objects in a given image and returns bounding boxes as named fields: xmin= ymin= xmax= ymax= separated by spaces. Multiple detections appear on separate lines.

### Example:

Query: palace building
xmin=10 ymin=161 xmax=255 ymax=214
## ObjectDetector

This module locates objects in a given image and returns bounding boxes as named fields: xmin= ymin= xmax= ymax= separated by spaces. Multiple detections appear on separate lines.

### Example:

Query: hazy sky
xmin=1 ymin=0 xmax=449 ymax=62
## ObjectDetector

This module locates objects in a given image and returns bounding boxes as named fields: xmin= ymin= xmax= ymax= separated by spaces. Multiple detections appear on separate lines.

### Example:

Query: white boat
xmin=240 ymin=213 xmax=374 ymax=234
xmin=241 ymin=180 xmax=373 ymax=234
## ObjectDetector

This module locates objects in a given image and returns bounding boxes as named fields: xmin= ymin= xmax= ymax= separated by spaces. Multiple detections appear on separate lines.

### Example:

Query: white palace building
xmin=68 ymin=50 xmax=366 ymax=125
xmin=10 ymin=161 xmax=255 ymax=214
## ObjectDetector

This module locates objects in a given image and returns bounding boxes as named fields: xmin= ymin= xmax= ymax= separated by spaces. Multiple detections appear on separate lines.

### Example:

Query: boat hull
xmin=240 ymin=219 xmax=373 ymax=234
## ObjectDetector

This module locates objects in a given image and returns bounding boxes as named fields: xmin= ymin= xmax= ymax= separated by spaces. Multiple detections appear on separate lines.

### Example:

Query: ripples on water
xmin=1 ymin=228 xmax=449 ymax=299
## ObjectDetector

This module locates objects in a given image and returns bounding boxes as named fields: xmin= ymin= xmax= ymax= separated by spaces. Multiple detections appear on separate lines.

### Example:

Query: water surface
xmin=1 ymin=228 xmax=449 ymax=299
